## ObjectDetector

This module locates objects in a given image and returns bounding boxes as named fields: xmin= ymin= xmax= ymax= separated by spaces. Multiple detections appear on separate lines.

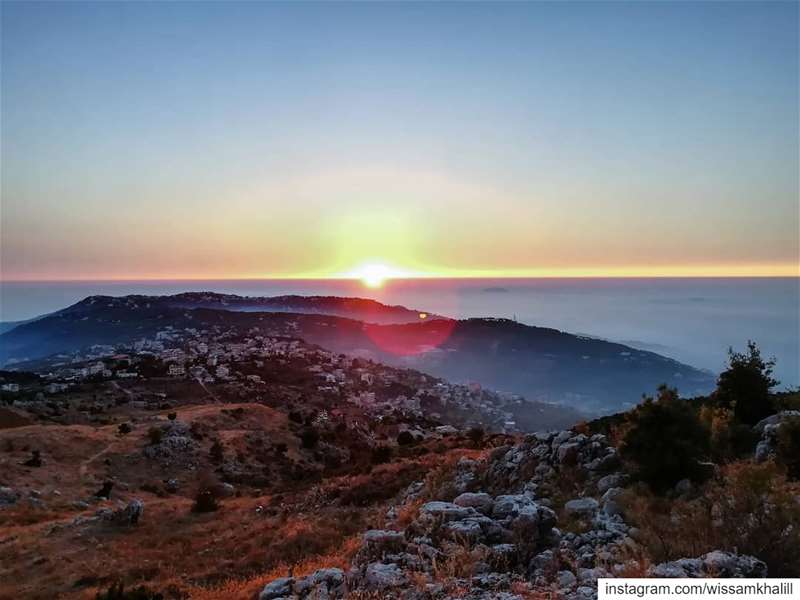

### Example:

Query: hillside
xmin=0 ymin=294 xmax=715 ymax=415
xmin=1 ymin=384 xmax=797 ymax=599
xmin=58 ymin=292 xmax=441 ymax=324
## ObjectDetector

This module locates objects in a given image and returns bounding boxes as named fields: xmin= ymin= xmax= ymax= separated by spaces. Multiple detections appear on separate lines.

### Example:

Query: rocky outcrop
xmin=142 ymin=421 xmax=199 ymax=466
xmin=754 ymin=411 xmax=800 ymax=463
xmin=97 ymin=499 xmax=144 ymax=526
xmin=258 ymin=568 xmax=347 ymax=600
xmin=650 ymin=551 xmax=767 ymax=578
xmin=258 ymin=429 xmax=768 ymax=600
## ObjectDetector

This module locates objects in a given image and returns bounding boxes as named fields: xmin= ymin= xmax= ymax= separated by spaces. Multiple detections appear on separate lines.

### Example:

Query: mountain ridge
xmin=0 ymin=293 xmax=716 ymax=414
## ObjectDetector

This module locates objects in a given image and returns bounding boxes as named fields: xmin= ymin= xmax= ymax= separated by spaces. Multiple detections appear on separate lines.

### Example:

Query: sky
xmin=1 ymin=1 xmax=798 ymax=281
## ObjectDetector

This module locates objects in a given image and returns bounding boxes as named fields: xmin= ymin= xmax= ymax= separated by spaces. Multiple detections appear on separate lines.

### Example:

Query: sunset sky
xmin=1 ymin=1 xmax=798 ymax=281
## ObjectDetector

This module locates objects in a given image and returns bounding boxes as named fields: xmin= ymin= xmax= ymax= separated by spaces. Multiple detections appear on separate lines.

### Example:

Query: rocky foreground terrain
xmin=0 ymin=396 xmax=797 ymax=599
xmin=256 ymin=426 xmax=777 ymax=600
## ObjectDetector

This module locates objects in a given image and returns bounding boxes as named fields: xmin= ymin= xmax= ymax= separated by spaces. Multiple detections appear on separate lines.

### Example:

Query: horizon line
xmin=2 ymin=274 xmax=799 ymax=284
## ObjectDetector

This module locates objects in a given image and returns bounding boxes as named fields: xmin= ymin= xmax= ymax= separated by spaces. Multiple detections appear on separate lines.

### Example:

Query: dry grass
xmin=621 ymin=460 xmax=800 ymax=576
xmin=395 ymin=497 xmax=424 ymax=529
xmin=431 ymin=540 xmax=486 ymax=580
xmin=419 ymin=448 xmax=487 ymax=501
xmin=0 ymin=407 xmax=497 ymax=599
xmin=510 ymin=581 xmax=560 ymax=600
xmin=188 ymin=535 xmax=361 ymax=600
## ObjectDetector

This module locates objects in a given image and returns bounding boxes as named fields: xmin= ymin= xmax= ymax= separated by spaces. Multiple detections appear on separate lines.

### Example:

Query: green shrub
xmin=466 ymin=427 xmax=485 ymax=448
xmin=397 ymin=430 xmax=416 ymax=446
xmin=621 ymin=385 xmax=711 ymax=493
xmin=715 ymin=341 xmax=777 ymax=425
xmin=300 ymin=428 xmax=319 ymax=449
xmin=370 ymin=445 xmax=392 ymax=465
xmin=146 ymin=427 xmax=163 ymax=445
xmin=701 ymin=405 xmax=759 ymax=462
xmin=776 ymin=416 xmax=800 ymax=480
xmin=192 ymin=489 xmax=219 ymax=513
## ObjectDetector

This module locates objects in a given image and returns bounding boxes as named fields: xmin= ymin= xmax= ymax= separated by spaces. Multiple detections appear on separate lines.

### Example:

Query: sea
xmin=1 ymin=277 xmax=798 ymax=389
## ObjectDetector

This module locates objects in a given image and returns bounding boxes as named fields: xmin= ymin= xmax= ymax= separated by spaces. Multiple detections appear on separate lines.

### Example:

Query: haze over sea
xmin=1 ymin=277 xmax=798 ymax=389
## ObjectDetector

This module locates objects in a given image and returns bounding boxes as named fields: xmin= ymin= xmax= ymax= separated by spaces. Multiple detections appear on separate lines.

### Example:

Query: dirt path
xmin=110 ymin=380 xmax=134 ymax=398
xmin=78 ymin=441 xmax=115 ymax=478
xmin=195 ymin=377 xmax=219 ymax=402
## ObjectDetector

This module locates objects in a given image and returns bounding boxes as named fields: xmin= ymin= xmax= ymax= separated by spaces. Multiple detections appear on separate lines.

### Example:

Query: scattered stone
xmin=596 ymin=473 xmax=625 ymax=495
xmin=363 ymin=562 xmax=407 ymax=590
xmin=454 ymin=492 xmax=494 ymax=514
xmin=100 ymin=499 xmax=144 ymax=526
xmin=557 ymin=442 xmax=580 ymax=464
xmin=0 ymin=487 xmax=18 ymax=507
xmin=122 ymin=499 xmax=144 ymax=525
xmin=564 ymin=497 xmax=599 ymax=517
xmin=650 ymin=551 xmax=767 ymax=578
xmin=754 ymin=411 xmax=800 ymax=463
xmin=558 ymin=570 xmax=577 ymax=588
xmin=435 ymin=425 xmax=458 ymax=436
xmin=360 ymin=529 xmax=406 ymax=561
xmin=601 ymin=488 xmax=624 ymax=517
xmin=295 ymin=567 xmax=345 ymax=597
xmin=754 ymin=411 xmax=800 ymax=434
xmin=219 ymin=482 xmax=236 ymax=498
xmin=259 ymin=577 xmax=294 ymax=600
xmin=420 ymin=501 xmax=474 ymax=522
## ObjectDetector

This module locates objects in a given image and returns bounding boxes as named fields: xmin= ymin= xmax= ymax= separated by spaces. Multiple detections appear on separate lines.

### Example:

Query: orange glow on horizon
xmin=3 ymin=262 xmax=798 ymax=282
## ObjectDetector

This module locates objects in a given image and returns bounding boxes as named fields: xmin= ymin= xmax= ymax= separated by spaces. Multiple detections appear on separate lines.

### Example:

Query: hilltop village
xmin=1 ymin=323 xmax=530 ymax=435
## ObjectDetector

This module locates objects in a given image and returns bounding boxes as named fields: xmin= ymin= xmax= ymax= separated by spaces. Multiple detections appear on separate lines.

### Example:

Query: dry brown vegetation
xmin=188 ymin=535 xmax=362 ymax=600
xmin=621 ymin=461 xmax=800 ymax=576
xmin=0 ymin=402 xmax=489 ymax=599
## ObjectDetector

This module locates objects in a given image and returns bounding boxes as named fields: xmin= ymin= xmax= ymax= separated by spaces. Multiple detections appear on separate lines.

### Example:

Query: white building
xmin=168 ymin=364 xmax=186 ymax=377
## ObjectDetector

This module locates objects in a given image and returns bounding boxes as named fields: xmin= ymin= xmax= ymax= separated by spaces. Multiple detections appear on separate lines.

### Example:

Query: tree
xmin=192 ymin=489 xmax=219 ymax=513
xmin=466 ymin=426 xmax=485 ymax=448
xmin=396 ymin=430 xmax=416 ymax=446
xmin=300 ymin=427 xmax=319 ymax=449
xmin=147 ymin=427 xmax=163 ymax=445
xmin=715 ymin=341 xmax=778 ymax=425
xmin=621 ymin=385 xmax=711 ymax=493
xmin=192 ymin=471 xmax=222 ymax=513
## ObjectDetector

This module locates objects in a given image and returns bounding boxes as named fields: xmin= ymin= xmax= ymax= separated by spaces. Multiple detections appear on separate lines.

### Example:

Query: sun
xmin=350 ymin=263 xmax=407 ymax=288
xmin=357 ymin=264 xmax=392 ymax=288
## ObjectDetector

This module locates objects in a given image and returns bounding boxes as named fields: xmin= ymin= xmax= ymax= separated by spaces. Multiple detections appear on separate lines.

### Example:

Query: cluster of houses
xmin=2 ymin=324 xmax=524 ymax=433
